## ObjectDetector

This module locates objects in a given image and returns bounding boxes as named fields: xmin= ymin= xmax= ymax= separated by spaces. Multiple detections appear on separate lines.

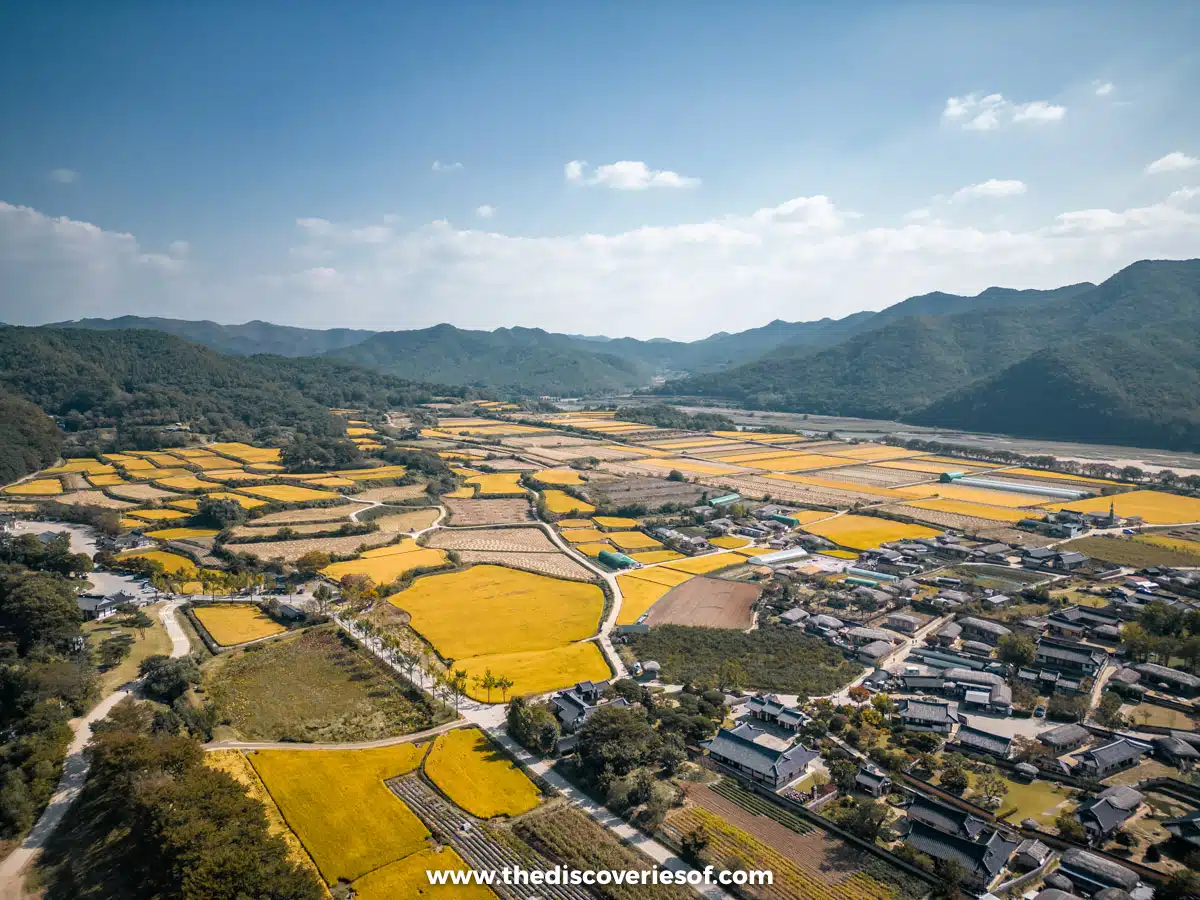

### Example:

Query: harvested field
xmin=425 ymin=527 xmax=556 ymax=553
xmin=240 ymin=484 xmax=343 ymax=503
xmin=585 ymin=476 xmax=707 ymax=510
xmin=107 ymin=483 xmax=178 ymax=501
xmin=369 ymin=508 xmax=440 ymax=532
xmin=608 ymin=531 xmax=663 ymax=550
xmin=712 ymin=475 xmax=884 ymax=507
xmin=456 ymin=550 xmax=595 ymax=581
xmin=224 ymin=531 xmax=400 ymax=562
xmin=663 ymin=552 xmax=744 ymax=575
xmin=644 ymin=576 xmax=758 ymax=628
xmin=883 ymin=503 xmax=1016 ymax=534
xmin=444 ymin=497 xmax=532 ymax=525
xmin=904 ymin=498 xmax=1030 ymax=522
xmin=1001 ymin=467 xmax=1126 ymax=485
xmin=542 ymin=489 xmax=595 ymax=515
xmin=531 ymin=468 xmax=584 ymax=485
xmin=248 ymin=505 xmax=355 ymax=526
xmin=193 ymin=604 xmax=286 ymax=645
xmin=127 ymin=467 xmax=194 ymax=481
xmin=767 ymin=474 xmax=929 ymax=500
xmin=230 ymin=521 xmax=355 ymax=538
xmin=1046 ymin=489 xmax=1200 ymax=525
xmin=206 ymin=626 xmax=435 ymax=742
xmin=54 ymin=490 xmax=136 ymax=509
xmin=664 ymin=783 xmax=929 ymax=900
xmin=117 ymin=549 xmax=197 ymax=575
xmin=388 ymin=565 xmax=603 ymax=659
xmin=60 ymin=473 xmax=88 ymax=490
xmin=872 ymin=458 xmax=991 ymax=475
xmin=321 ymin=542 xmax=449 ymax=582
xmin=423 ymin=728 xmax=539 ymax=818
xmin=629 ymin=549 xmax=685 ymax=563
xmin=458 ymin=641 xmax=611 ymax=701
xmin=827 ymin=445 xmax=924 ymax=462
xmin=479 ymin=458 xmax=540 ymax=471
xmin=821 ymin=464 xmax=932 ymax=487
xmin=353 ymin=848 xmax=494 ymax=900
xmin=635 ymin=458 xmax=747 ymax=476
xmin=803 ymin=514 xmax=941 ymax=550
xmin=249 ymin=744 xmax=428 ymax=884
xmin=354 ymin=483 xmax=429 ymax=503
xmin=896 ymin=482 xmax=1041 ymax=507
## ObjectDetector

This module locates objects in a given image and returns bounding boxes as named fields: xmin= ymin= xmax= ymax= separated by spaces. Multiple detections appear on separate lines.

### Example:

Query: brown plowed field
xmin=223 ymin=531 xmax=401 ymax=562
xmin=455 ymin=550 xmax=595 ymax=581
xmin=426 ymin=527 xmax=557 ymax=552
xmin=353 ymin=484 xmax=429 ymax=502
xmin=443 ymin=498 xmax=532 ymax=525
xmin=643 ymin=576 xmax=758 ymax=629
xmin=244 ymin=505 xmax=354 ymax=526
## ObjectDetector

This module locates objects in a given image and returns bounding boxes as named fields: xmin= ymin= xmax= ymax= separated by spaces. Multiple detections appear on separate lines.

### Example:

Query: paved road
xmin=0 ymin=601 xmax=188 ymax=897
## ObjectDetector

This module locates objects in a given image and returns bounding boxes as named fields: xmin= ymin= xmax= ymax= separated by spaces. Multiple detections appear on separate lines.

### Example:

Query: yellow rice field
xmin=1001 ymin=467 xmax=1126 ymax=485
xmin=240 ymin=484 xmax=343 ymax=503
xmin=542 ymin=490 xmax=595 ymax=515
xmin=872 ymin=459 xmax=976 ymax=475
xmin=905 ymin=499 xmax=1031 ymax=523
xmin=127 ymin=508 xmax=191 ymax=521
xmin=615 ymin=574 xmax=676 ymax=624
xmin=592 ymin=515 xmax=639 ymax=529
xmin=424 ymin=728 xmax=539 ymax=818
xmin=802 ymin=514 xmax=941 ymax=550
xmin=249 ymin=745 xmax=428 ymax=884
xmin=1045 ymin=490 xmax=1200 ymax=525
xmin=209 ymin=442 xmax=283 ymax=464
xmin=43 ymin=459 xmax=116 ymax=475
xmin=1136 ymin=534 xmax=1200 ymax=555
xmin=466 ymin=473 xmax=527 ymax=496
xmin=203 ymin=470 xmax=272 ymax=482
xmin=458 ymin=642 xmax=611 ymax=700
xmin=306 ymin=476 xmax=355 ymax=488
xmin=142 ymin=527 xmax=220 ymax=540
xmin=709 ymin=535 xmax=752 ymax=549
xmin=3 ymin=478 xmax=63 ymax=495
xmin=639 ymin=458 xmax=739 ymax=476
xmin=346 ymin=427 xmax=376 ymax=436
xmin=623 ymin=566 xmax=692 ymax=588
xmin=207 ymin=491 xmax=268 ymax=509
xmin=353 ymin=848 xmax=495 ymax=900
xmin=918 ymin=455 xmax=1006 ymax=468
xmin=896 ymin=482 xmax=1044 ymax=508
xmin=575 ymin=542 xmax=614 ymax=557
xmin=87 ymin=473 xmax=126 ymax=486
xmin=443 ymin=487 xmax=476 ymax=499
xmin=116 ymin=549 xmax=197 ymax=574
xmin=555 ymin=518 xmax=594 ymax=528
xmin=608 ymin=531 xmax=664 ymax=551
xmin=155 ymin=475 xmax=219 ymax=491
xmin=531 ymin=468 xmax=584 ymax=485
xmin=749 ymin=453 xmax=859 ymax=472
xmin=827 ymin=445 xmax=922 ymax=462
xmin=321 ymin=543 xmax=448 ymax=583
xmin=630 ymin=549 xmax=686 ymax=563
xmin=819 ymin=549 xmax=860 ymax=560
xmin=388 ymin=565 xmax=603 ymax=659
xmin=663 ymin=553 xmax=741 ymax=575
xmin=711 ymin=449 xmax=807 ymax=463
xmin=118 ymin=517 xmax=144 ymax=529
xmin=114 ymin=457 xmax=158 ymax=471
xmin=559 ymin=528 xmax=608 ymax=543
xmin=193 ymin=604 xmax=287 ymax=645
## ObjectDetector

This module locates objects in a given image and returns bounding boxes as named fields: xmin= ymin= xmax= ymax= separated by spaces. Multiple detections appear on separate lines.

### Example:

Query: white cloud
xmin=1167 ymin=186 xmax=1199 ymax=205
xmin=168 ymin=240 xmax=190 ymax=257
xmin=4 ymin=191 xmax=1199 ymax=339
xmin=1094 ymin=81 xmax=1115 ymax=97
xmin=902 ymin=208 xmax=932 ymax=221
xmin=475 ymin=205 xmax=496 ymax=219
xmin=1145 ymin=151 xmax=1200 ymax=174
xmin=943 ymin=93 xmax=1066 ymax=131
xmin=950 ymin=179 xmax=1028 ymax=202
xmin=48 ymin=168 xmax=78 ymax=184
xmin=564 ymin=159 xmax=700 ymax=190
xmin=431 ymin=160 xmax=463 ymax=172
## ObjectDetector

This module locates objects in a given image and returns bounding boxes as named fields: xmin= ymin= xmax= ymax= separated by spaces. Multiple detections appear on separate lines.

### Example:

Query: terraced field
xmin=444 ymin=497 xmax=532 ymax=525
xmin=455 ymin=550 xmax=594 ymax=581
xmin=425 ymin=527 xmax=557 ymax=552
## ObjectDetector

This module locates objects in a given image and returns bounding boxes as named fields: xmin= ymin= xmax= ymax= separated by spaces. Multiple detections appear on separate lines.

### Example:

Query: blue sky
xmin=2 ymin=1 xmax=1199 ymax=339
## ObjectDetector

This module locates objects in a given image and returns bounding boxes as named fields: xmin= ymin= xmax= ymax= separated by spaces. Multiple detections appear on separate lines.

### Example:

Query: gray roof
xmin=956 ymin=724 xmax=1013 ymax=756
xmin=1038 ymin=723 xmax=1091 ymax=747
xmin=1034 ymin=891 xmax=1084 ymax=900
xmin=899 ymin=698 xmax=959 ymax=725
xmin=1058 ymin=848 xmax=1138 ymax=892
xmin=780 ymin=607 xmax=809 ymax=623
xmin=1078 ymin=786 xmax=1143 ymax=834
xmin=1037 ymin=638 xmax=1107 ymax=667
xmin=810 ymin=614 xmax=844 ymax=629
xmin=847 ymin=626 xmax=896 ymax=643
xmin=907 ymin=794 xmax=987 ymax=839
xmin=1164 ymin=809 xmax=1200 ymax=845
xmin=855 ymin=766 xmax=890 ymax=790
xmin=1135 ymin=662 xmax=1200 ymax=689
xmin=1016 ymin=838 xmax=1052 ymax=863
xmin=937 ymin=622 xmax=963 ymax=638
xmin=943 ymin=667 xmax=1004 ymax=687
xmin=959 ymin=616 xmax=1012 ymax=637
xmin=859 ymin=640 xmax=893 ymax=660
xmin=1154 ymin=736 xmax=1200 ymax=760
xmin=906 ymin=822 xmax=1018 ymax=881
xmin=1077 ymin=738 xmax=1150 ymax=770
xmin=705 ymin=724 xmax=819 ymax=780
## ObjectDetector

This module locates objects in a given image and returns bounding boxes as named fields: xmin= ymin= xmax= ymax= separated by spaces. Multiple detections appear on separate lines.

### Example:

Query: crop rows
xmin=708 ymin=778 xmax=814 ymax=834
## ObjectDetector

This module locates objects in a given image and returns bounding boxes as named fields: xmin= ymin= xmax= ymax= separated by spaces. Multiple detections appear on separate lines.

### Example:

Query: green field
xmin=203 ymin=624 xmax=441 ymax=742
xmin=83 ymin=603 xmax=173 ymax=694
xmin=1058 ymin=535 xmax=1200 ymax=568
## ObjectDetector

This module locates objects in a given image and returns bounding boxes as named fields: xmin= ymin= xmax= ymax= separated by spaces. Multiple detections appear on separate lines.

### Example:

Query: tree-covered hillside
xmin=0 ymin=387 xmax=62 ymax=484
xmin=56 ymin=316 xmax=376 ymax=357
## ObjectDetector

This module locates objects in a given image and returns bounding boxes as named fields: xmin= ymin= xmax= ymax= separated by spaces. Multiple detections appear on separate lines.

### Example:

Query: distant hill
xmin=662 ymin=258 xmax=1200 ymax=450
xmin=54 ymin=316 xmax=377 ymax=357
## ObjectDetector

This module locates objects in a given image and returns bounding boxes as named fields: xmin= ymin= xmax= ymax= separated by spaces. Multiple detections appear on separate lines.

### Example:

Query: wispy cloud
xmin=950 ymin=179 xmax=1028 ymax=202
xmin=565 ymin=159 xmax=700 ymax=190
xmin=1093 ymin=81 xmax=1115 ymax=97
xmin=475 ymin=205 xmax=496 ymax=219
xmin=942 ymin=93 xmax=1066 ymax=131
xmin=48 ymin=168 xmax=79 ymax=184
xmin=431 ymin=160 xmax=463 ymax=172
xmin=1145 ymin=152 xmax=1199 ymax=174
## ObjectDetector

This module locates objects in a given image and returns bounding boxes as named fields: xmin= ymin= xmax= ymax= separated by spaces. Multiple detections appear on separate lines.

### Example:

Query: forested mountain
xmin=0 ymin=326 xmax=461 ymax=481
xmin=663 ymin=259 xmax=1200 ymax=450
xmin=54 ymin=316 xmax=376 ymax=357
xmin=0 ymin=387 xmax=62 ymax=484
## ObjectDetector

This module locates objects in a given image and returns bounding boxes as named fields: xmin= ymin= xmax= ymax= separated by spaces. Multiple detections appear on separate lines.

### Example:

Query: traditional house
xmin=1056 ymin=849 xmax=1139 ymax=896
xmin=887 ymin=613 xmax=921 ymax=633
xmin=854 ymin=765 xmax=892 ymax=797
xmin=858 ymin=641 xmax=894 ymax=665
xmin=1012 ymin=838 xmax=1053 ymax=872
xmin=897 ymin=698 xmax=959 ymax=733
xmin=746 ymin=694 xmax=809 ymax=732
xmin=905 ymin=794 xmax=988 ymax=839
xmin=1164 ymin=810 xmax=1200 ymax=849
xmin=779 ymin=607 xmax=809 ymax=626
xmin=76 ymin=593 xmax=121 ymax=621
xmin=845 ymin=626 xmax=898 ymax=647
xmin=704 ymin=724 xmax=818 ymax=789
xmin=1073 ymin=738 xmax=1151 ymax=778
xmin=956 ymin=724 xmax=1013 ymax=759
xmin=550 ymin=681 xmax=629 ymax=733
xmin=1038 ymin=723 xmax=1091 ymax=753
xmin=1076 ymin=786 xmax=1143 ymax=844
xmin=905 ymin=822 xmax=1018 ymax=889
xmin=934 ymin=622 xmax=963 ymax=647
xmin=1134 ymin=663 xmax=1200 ymax=698
xmin=1036 ymin=638 xmax=1107 ymax=676
xmin=958 ymin=617 xmax=1012 ymax=646
xmin=1153 ymin=735 xmax=1199 ymax=770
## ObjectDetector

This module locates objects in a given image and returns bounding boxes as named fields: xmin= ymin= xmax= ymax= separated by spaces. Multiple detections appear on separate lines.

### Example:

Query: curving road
xmin=0 ymin=601 xmax=190 ymax=896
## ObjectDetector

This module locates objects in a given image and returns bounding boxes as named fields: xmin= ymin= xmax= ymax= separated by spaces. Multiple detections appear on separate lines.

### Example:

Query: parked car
xmin=1034 ymin=705 xmax=1046 ymax=718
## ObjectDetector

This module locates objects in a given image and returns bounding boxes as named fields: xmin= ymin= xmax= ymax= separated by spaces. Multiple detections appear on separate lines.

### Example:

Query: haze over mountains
xmin=39 ymin=257 xmax=1200 ymax=450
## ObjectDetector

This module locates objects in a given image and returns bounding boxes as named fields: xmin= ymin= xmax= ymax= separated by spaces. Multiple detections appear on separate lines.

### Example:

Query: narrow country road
xmin=0 ymin=601 xmax=189 ymax=897
xmin=203 ymin=718 xmax=465 ymax=752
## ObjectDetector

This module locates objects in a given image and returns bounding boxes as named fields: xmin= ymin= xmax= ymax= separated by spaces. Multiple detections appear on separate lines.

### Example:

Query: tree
xmin=666 ymin=469 xmax=685 ymax=482
xmin=997 ymin=633 xmax=1037 ymax=668
xmin=1056 ymin=812 xmax=1087 ymax=843
xmin=1160 ymin=871 xmax=1200 ymax=900
xmin=195 ymin=496 xmax=248 ymax=529
xmin=931 ymin=858 xmax=967 ymax=900
xmin=848 ymin=685 xmax=871 ymax=705
xmin=976 ymin=772 xmax=1009 ymax=807
xmin=338 ymin=574 xmax=376 ymax=611
xmin=829 ymin=758 xmax=859 ymax=792
xmin=495 ymin=675 xmax=514 ymax=702
xmin=98 ymin=634 xmax=135 ymax=669
xmin=312 ymin=583 xmax=334 ymax=616
xmin=941 ymin=766 xmax=969 ymax=794
xmin=138 ymin=655 xmax=201 ymax=703
xmin=0 ymin=569 xmax=84 ymax=655
xmin=506 ymin=696 xmax=560 ymax=756
xmin=680 ymin=826 xmax=708 ymax=864
xmin=1096 ymin=692 xmax=1126 ymax=728
xmin=576 ymin=705 xmax=662 ymax=783
xmin=295 ymin=551 xmax=331 ymax=578
xmin=845 ymin=800 xmax=888 ymax=841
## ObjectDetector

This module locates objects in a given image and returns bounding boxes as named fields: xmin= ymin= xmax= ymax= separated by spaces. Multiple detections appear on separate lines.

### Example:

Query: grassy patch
xmin=204 ymin=625 xmax=438 ymax=742
xmin=1127 ymin=703 xmax=1197 ymax=731
xmin=83 ymin=603 xmax=172 ymax=694
xmin=991 ymin=778 xmax=1076 ymax=826
xmin=1058 ymin=535 xmax=1200 ymax=568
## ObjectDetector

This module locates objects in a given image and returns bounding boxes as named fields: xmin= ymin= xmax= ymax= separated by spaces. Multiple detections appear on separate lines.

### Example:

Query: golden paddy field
xmin=748 ymin=453 xmax=859 ymax=472
xmin=625 ymin=566 xmax=691 ymax=588
xmin=466 ymin=473 xmax=526 ymax=496
xmin=250 ymin=745 xmax=428 ymax=884
xmin=127 ymin=508 xmax=191 ymax=521
xmin=457 ymin=642 xmax=610 ymax=701
xmin=629 ymin=549 xmax=685 ymax=564
xmin=616 ymin=574 xmax=679 ymax=624
xmin=559 ymin=528 xmax=608 ymax=543
xmin=897 ymin=483 xmax=1044 ymax=508
xmin=352 ymin=848 xmax=494 ymax=900
xmin=321 ymin=542 xmax=448 ymax=583
xmin=639 ymin=458 xmax=739 ymax=476
xmin=574 ymin=542 xmax=613 ymax=557
xmin=1046 ymin=490 xmax=1200 ymax=525
xmin=142 ymin=527 xmax=220 ymax=540
xmin=87 ymin=473 xmax=126 ymax=486
xmin=542 ymin=489 xmax=595 ymax=515
xmin=802 ymin=514 xmax=941 ymax=550
xmin=709 ymin=535 xmax=751 ymax=549
xmin=241 ymin=484 xmax=342 ymax=503
xmin=193 ymin=604 xmax=287 ymax=646
xmin=555 ymin=518 xmax=593 ymax=528
xmin=424 ymin=728 xmax=539 ymax=818
xmin=607 ymin=531 xmax=663 ymax=551
xmin=531 ymin=468 xmax=584 ymax=486
xmin=155 ymin=475 xmax=219 ymax=491
xmin=592 ymin=515 xmax=639 ymax=529
xmin=116 ymin=549 xmax=198 ymax=575
xmin=662 ymin=553 xmax=742 ymax=575
xmin=388 ymin=565 xmax=603 ymax=659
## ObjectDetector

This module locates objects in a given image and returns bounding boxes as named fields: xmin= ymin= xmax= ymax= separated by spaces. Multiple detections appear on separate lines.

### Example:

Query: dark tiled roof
xmin=899 ymin=698 xmax=959 ymax=725
xmin=1037 ymin=639 xmax=1107 ymax=668
xmin=1164 ymin=809 xmax=1200 ymax=846
xmin=856 ymin=767 xmax=890 ymax=790
xmin=1135 ymin=662 xmax=1200 ymax=689
xmin=1077 ymin=786 xmax=1143 ymax=834
xmin=705 ymin=724 xmax=818 ymax=781
xmin=906 ymin=822 xmax=1018 ymax=881
xmin=957 ymin=724 xmax=1012 ymax=756
xmin=1077 ymin=738 xmax=1149 ymax=770
xmin=906 ymin=794 xmax=986 ymax=839
xmin=1038 ymin=723 xmax=1090 ymax=747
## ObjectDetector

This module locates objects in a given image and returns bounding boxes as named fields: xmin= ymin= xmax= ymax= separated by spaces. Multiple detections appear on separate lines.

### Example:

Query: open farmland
xmin=354 ymin=483 xmax=429 ymax=503
xmin=444 ymin=497 xmax=532 ymax=525
xmin=576 ymin=542 xmax=614 ymax=557
xmin=389 ymin=565 xmax=603 ymax=659
xmin=802 ymin=514 xmax=940 ymax=550
xmin=352 ymin=848 xmax=494 ymax=900
xmin=636 ymin=458 xmax=746 ymax=476
xmin=592 ymin=515 xmax=639 ymax=529
xmin=662 ymin=552 xmax=743 ymax=575
xmin=193 ymin=604 xmax=287 ymax=645
xmin=767 ymin=473 xmax=930 ymax=500
xmin=903 ymin=498 xmax=1031 ymax=522
xmin=1057 ymin=535 xmax=1200 ymax=568
xmin=541 ymin=489 xmax=596 ymax=515
xmin=425 ymin=527 xmax=556 ymax=552
xmin=250 ymin=744 xmax=428 ymax=884
xmin=117 ymin=549 xmax=197 ymax=575
xmin=106 ymin=483 xmax=178 ymax=501
xmin=466 ymin=472 xmax=527 ymax=496
xmin=224 ymin=531 xmax=400 ymax=562
xmin=630 ymin=549 xmax=685 ymax=563
xmin=127 ymin=508 xmax=192 ymax=522
xmin=206 ymin=626 xmax=436 ymax=742
xmin=819 ymin=464 xmax=932 ymax=487
xmin=54 ymin=490 xmax=135 ymax=509
xmin=209 ymin=442 xmax=283 ymax=464
xmin=607 ymin=531 xmax=663 ymax=550
xmin=585 ymin=476 xmax=707 ymax=510
xmin=710 ymin=535 xmax=751 ymax=549
xmin=559 ymin=527 xmax=609 ymax=543
xmin=240 ymin=484 xmax=343 ymax=503
xmin=643 ymin=576 xmax=758 ymax=629
xmin=247 ymin=505 xmax=355 ymax=525
xmin=155 ymin=475 xmax=218 ymax=491
xmin=456 ymin=550 xmax=595 ymax=580
xmin=615 ymin=570 xmax=693 ymax=625
xmin=143 ymin=526 xmax=220 ymax=540
xmin=423 ymin=728 xmax=539 ymax=818
xmin=229 ymin=521 xmax=359 ymax=538
xmin=86 ymin=473 xmax=126 ymax=486
xmin=368 ymin=508 xmax=441 ymax=532
xmin=321 ymin=541 xmax=449 ymax=582
xmin=457 ymin=641 xmax=610 ymax=700
xmin=895 ymin=482 xmax=1042 ymax=507
xmin=664 ymin=783 xmax=929 ymax=900
xmin=1046 ymin=489 xmax=1200 ymax=525
xmin=882 ymin=503 xmax=1022 ymax=536
xmin=203 ymin=490 xmax=268 ymax=509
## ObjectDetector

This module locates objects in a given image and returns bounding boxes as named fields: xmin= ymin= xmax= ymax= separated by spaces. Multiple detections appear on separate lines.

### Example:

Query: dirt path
xmin=0 ymin=601 xmax=189 ymax=897
xmin=203 ymin=717 xmax=465 ymax=752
